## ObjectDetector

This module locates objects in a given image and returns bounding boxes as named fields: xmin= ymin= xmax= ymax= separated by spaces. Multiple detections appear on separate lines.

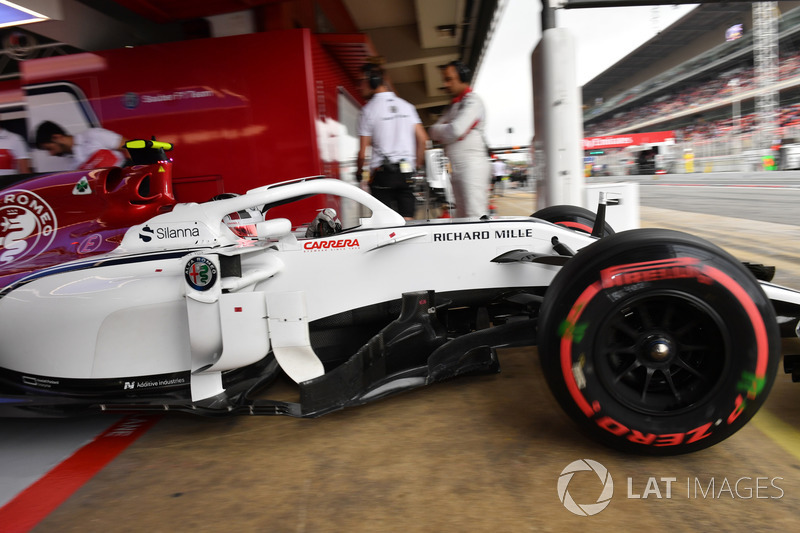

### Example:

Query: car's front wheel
xmin=538 ymin=228 xmax=780 ymax=455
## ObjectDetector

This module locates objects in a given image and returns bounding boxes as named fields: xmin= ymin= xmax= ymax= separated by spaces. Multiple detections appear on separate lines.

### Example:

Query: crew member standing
xmin=491 ymin=156 xmax=507 ymax=196
xmin=429 ymin=61 xmax=490 ymax=218
xmin=357 ymin=63 xmax=428 ymax=220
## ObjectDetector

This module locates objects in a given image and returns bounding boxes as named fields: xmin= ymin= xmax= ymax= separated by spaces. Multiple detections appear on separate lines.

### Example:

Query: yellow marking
xmin=751 ymin=409 xmax=800 ymax=462
xmin=125 ymin=140 xmax=173 ymax=150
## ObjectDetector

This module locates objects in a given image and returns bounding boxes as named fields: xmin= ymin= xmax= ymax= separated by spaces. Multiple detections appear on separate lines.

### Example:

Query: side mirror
xmin=256 ymin=218 xmax=292 ymax=240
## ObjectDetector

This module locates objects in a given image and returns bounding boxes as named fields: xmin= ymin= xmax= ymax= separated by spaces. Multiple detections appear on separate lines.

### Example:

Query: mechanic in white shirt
xmin=0 ymin=124 xmax=31 ymax=175
xmin=357 ymin=63 xmax=428 ymax=220
xmin=34 ymin=121 xmax=127 ymax=170
xmin=429 ymin=61 xmax=491 ymax=218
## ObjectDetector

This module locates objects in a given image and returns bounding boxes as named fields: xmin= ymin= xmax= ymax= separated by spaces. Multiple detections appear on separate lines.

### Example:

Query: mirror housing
xmin=256 ymin=218 xmax=292 ymax=240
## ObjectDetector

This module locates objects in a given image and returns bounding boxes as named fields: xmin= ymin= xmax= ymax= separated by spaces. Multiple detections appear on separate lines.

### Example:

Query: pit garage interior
xmin=0 ymin=0 xmax=502 ymax=127
xmin=2 ymin=1 xmax=800 ymax=532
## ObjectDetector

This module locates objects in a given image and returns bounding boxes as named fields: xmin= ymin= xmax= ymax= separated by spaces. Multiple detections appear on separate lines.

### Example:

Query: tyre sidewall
xmin=539 ymin=229 xmax=780 ymax=454
xmin=532 ymin=205 xmax=615 ymax=236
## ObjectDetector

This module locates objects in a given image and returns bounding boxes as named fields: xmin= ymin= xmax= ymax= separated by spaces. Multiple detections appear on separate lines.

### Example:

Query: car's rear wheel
xmin=532 ymin=205 xmax=614 ymax=236
xmin=538 ymin=228 xmax=780 ymax=455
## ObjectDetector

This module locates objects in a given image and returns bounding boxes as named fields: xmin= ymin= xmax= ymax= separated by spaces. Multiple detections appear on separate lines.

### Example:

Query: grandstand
xmin=581 ymin=1 xmax=800 ymax=173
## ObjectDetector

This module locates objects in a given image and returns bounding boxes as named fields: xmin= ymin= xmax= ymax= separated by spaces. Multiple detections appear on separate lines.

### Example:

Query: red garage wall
xmin=21 ymin=30 xmax=329 ymax=204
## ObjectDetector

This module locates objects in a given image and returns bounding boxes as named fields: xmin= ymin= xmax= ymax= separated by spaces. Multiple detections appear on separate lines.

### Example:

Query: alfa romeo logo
xmin=0 ymin=190 xmax=57 ymax=266
xmin=184 ymin=256 xmax=217 ymax=291
xmin=557 ymin=459 xmax=614 ymax=516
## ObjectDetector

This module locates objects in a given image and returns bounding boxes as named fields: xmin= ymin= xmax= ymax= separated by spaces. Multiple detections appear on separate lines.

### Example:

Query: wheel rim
xmin=593 ymin=290 xmax=730 ymax=415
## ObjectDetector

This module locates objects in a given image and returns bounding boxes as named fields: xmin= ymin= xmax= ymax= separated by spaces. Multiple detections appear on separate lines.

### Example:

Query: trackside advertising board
xmin=583 ymin=131 xmax=676 ymax=151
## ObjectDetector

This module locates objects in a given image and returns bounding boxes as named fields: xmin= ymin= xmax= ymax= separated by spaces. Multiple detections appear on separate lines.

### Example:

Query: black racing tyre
xmin=532 ymin=205 xmax=614 ymax=237
xmin=538 ymin=228 xmax=780 ymax=455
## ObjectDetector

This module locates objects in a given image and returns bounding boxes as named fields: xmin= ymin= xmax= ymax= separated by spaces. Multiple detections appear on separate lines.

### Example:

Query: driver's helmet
xmin=305 ymin=208 xmax=342 ymax=238
xmin=213 ymin=193 xmax=264 ymax=239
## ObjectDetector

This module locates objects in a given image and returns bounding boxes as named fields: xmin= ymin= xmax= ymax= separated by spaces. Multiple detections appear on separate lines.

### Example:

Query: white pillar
xmin=531 ymin=27 xmax=584 ymax=209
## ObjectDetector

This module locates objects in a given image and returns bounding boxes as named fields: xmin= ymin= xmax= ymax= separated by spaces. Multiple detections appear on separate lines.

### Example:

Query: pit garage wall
xmin=310 ymin=36 xmax=365 ymax=185
xmin=19 ymin=29 xmax=361 ymax=210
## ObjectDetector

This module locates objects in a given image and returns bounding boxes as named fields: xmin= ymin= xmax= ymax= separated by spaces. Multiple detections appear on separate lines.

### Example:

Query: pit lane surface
xmin=3 ymin=187 xmax=800 ymax=532
xmin=588 ymin=170 xmax=800 ymax=225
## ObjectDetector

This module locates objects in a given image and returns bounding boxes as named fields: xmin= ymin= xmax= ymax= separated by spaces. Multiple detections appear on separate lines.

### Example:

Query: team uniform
xmin=0 ymin=129 xmax=31 ymax=176
xmin=71 ymin=128 xmax=126 ymax=170
xmin=429 ymin=89 xmax=490 ymax=217
xmin=358 ymin=92 xmax=421 ymax=218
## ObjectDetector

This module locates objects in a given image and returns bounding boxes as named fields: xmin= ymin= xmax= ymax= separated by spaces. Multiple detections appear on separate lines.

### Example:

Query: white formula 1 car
xmin=2 ymin=172 xmax=800 ymax=455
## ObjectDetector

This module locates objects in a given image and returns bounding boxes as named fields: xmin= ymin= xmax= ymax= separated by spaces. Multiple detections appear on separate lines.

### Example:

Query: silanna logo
xmin=139 ymin=224 xmax=201 ymax=242
xmin=0 ymin=190 xmax=57 ymax=266
xmin=138 ymin=225 xmax=154 ymax=242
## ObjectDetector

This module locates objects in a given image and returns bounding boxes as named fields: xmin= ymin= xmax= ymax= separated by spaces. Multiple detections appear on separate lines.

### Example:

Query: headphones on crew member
xmin=362 ymin=63 xmax=384 ymax=90
xmin=446 ymin=60 xmax=472 ymax=84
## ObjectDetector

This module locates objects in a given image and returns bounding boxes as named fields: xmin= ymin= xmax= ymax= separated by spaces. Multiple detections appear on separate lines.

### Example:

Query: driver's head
xmin=213 ymin=194 xmax=265 ymax=239
xmin=223 ymin=206 xmax=263 ymax=238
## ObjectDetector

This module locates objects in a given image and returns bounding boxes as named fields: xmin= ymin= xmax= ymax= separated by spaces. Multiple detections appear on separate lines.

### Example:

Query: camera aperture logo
xmin=558 ymin=459 xmax=614 ymax=516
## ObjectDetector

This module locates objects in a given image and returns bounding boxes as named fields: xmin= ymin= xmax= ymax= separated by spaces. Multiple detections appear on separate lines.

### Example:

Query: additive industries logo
xmin=184 ymin=256 xmax=217 ymax=291
xmin=557 ymin=459 xmax=614 ymax=516
xmin=0 ymin=190 xmax=57 ymax=266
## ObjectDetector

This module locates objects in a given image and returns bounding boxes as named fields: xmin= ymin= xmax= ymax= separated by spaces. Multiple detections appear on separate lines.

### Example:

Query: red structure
xmin=583 ymin=131 xmax=676 ymax=151
xmin=1 ymin=28 xmax=373 ymax=225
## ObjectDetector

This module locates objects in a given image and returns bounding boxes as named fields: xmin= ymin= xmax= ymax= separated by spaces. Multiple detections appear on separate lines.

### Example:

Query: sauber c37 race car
xmin=2 ymin=143 xmax=800 ymax=455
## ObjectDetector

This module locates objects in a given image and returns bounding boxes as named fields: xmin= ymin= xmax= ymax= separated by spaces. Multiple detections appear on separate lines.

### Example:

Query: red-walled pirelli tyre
xmin=538 ymin=228 xmax=780 ymax=455
xmin=532 ymin=205 xmax=615 ymax=237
